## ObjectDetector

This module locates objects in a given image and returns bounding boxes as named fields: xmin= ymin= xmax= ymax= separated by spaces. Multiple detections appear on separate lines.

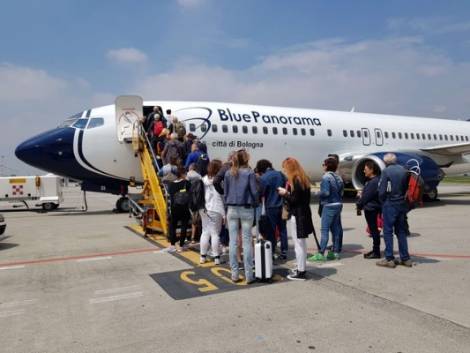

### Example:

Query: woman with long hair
xmin=278 ymin=157 xmax=314 ymax=281
xmin=223 ymin=149 xmax=258 ymax=284
xmin=199 ymin=159 xmax=225 ymax=265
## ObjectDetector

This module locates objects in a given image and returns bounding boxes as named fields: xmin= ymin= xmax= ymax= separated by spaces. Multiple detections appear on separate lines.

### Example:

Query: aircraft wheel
xmin=116 ymin=197 xmax=130 ymax=213
xmin=424 ymin=188 xmax=438 ymax=202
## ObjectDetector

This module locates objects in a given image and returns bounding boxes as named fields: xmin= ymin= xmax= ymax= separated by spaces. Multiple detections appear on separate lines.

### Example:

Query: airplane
xmin=15 ymin=97 xmax=470 ymax=212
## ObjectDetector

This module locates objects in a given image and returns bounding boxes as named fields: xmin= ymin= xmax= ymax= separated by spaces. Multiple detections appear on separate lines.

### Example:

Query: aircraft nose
xmin=15 ymin=133 xmax=46 ymax=167
xmin=15 ymin=128 xmax=76 ymax=172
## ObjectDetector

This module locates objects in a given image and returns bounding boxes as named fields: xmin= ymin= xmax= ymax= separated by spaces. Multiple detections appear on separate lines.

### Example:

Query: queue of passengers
xmin=144 ymin=109 xmax=412 ymax=282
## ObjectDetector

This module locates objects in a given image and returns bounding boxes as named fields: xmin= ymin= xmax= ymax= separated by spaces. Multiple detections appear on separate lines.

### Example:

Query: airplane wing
xmin=421 ymin=142 xmax=470 ymax=156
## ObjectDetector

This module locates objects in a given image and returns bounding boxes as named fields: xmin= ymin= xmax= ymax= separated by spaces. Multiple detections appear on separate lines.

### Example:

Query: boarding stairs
xmin=128 ymin=120 xmax=169 ymax=237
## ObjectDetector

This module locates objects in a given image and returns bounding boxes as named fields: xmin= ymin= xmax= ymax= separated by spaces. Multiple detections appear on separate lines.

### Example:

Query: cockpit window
xmin=73 ymin=118 xmax=89 ymax=129
xmin=58 ymin=112 xmax=83 ymax=128
xmin=58 ymin=118 xmax=78 ymax=128
xmin=87 ymin=117 xmax=104 ymax=129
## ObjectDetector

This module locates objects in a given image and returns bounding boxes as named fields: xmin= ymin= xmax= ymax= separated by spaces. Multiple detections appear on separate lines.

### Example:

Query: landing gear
xmin=115 ymin=197 xmax=130 ymax=213
xmin=424 ymin=187 xmax=438 ymax=202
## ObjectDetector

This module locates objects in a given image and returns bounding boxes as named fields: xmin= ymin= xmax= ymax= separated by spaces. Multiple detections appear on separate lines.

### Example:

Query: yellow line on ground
xmin=129 ymin=223 xmax=215 ymax=268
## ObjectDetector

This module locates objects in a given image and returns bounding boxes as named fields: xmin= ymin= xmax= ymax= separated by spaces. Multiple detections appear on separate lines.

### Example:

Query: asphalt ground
xmin=0 ymin=185 xmax=470 ymax=353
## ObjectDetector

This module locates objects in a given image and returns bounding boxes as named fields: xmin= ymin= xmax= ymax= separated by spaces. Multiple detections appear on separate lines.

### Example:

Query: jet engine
xmin=351 ymin=152 xmax=444 ymax=200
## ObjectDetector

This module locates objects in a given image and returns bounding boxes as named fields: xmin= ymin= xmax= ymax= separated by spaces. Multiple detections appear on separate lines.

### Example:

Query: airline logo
xmin=217 ymin=108 xmax=322 ymax=127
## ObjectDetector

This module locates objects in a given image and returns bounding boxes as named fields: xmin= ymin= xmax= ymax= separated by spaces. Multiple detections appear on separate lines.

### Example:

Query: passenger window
xmin=357 ymin=130 xmax=361 ymax=138
xmin=232 ymin=125 xmax=238 ymax=133
xmin=242 ymin=126 xmax=248 ymax=134
xmin=201 ymin=124 xmax=207 ymax=132
xmin=455 ymin=135 xmax=459 ymax=141
xmin=392 ymin=132 xmax=396 ymax=139
xmin=433 ymin=134 xmax=437 ymax=140
xmin=466 ymin=136 xmax=469 ymax=142
xmin=410 ymin=133 xmax=415 ymax=139
xmin=404 ymin=133 xmax=409 ymax=139
xmin=252 ymin=126 xmax=258 ymax=134
xmin=263 ymin=127 xmax=268 ymax=134
xmin=428 ymin=134 xmax=432 ymax=140
xmin=272 ymin=127 xmax=278 ymax=135
xmin=189 ymin=123 xmax=196 ymax=132
xmin=398 ymin=132 xmax=402 ymax=139
xmin=350 ymin=130 xmax=355 ymax=138
xmin=73 ymin=118 xmax=89 ymax=129
xmin=421 ymin=133 xmax=425 ymax=140
xmin=222 ymin=125 xmax=228 ymax=133
xmin=364 ymin=130 xmax=368 ymax=138
xmin=310 ymin=129 xmax=315 ymax=136
xmin=212 ymin=124 xmax=218 ymax=132
xmin=439 ymin=134 xmax=443 ymax=140
xmin=384 ymin=131 xmax=389 ymax=139
xmin=327 ymin=129 xmax=332 ymax=137
xmin=292 ymin=128 xmax=298 ymax=136
xmin=282 ymin=127 xmax=288 ymax=135
xmin=416 ymin=133 xmax=420 ymax=140
xmin=343 ymin=130 xmax=347 ymax=137
xmin=301 ymin=128 xmax=306 ymax=136
xmin=444 ymin=135 xmax=448 ymax=141
xmin=87 ymin=117 xmax=104 ymax=129
xmin=450 ymin=135 xmax=454 ymax=141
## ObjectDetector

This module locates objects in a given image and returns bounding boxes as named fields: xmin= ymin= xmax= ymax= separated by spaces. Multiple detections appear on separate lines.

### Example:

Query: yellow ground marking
xmin=180 ymin=270 xmax=218 ymax=293
xmin=130 ymin=223 xmax=218 ymax=268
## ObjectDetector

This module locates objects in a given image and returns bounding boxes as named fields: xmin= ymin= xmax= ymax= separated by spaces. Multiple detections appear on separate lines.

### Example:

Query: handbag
xmin=281 ymin=204 xmax=290 ymax=220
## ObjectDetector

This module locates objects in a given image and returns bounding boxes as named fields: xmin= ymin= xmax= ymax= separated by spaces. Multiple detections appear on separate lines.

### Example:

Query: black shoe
xmin=363 ymin=250 xmax=381 ymax=259
xmin=287 ymin=270 xmax=306 ymax=281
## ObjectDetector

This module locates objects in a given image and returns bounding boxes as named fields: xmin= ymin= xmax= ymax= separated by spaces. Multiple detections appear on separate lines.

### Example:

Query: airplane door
xmin=361 ymin=128 xmax=371 ymax=146
xmin=374 ymin=128 xmax=384 ymax=146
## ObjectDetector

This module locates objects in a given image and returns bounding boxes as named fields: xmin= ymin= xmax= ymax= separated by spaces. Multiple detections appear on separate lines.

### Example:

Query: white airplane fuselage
xmin=15 ymin=101 xmax=470 ymax=197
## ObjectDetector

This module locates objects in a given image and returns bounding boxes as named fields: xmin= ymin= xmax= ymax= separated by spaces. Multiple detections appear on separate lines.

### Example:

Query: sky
xmin=1 ymin=0 xmax=470 ymax=174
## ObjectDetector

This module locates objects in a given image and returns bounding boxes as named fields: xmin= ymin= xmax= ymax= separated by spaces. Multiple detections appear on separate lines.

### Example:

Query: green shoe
xmin=326 ymin=251 xmax=336 ymax=260
xmin=308 ymin=253 xmax=326 ymax=262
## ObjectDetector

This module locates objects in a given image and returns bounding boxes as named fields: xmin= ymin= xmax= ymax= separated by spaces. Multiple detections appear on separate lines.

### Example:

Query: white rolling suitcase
xmin=255 ymin=239 xmax=273 ymax=281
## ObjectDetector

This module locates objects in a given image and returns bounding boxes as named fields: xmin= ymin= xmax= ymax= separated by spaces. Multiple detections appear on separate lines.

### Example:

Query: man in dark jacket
xmin=256 ymin=159 xmax=288 ymax=259
xmin=356 ymin=161 xmax=382 ymax=259
xmin=377 ymin=153 xmax=412 ymax=268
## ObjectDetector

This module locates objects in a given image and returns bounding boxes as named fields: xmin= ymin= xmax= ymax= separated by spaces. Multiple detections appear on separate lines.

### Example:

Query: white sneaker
xmin=214 ymin=257 xmax=220 ymax=265
xmin=162 ymin=246 xmax=176 ymax=253
xmin=200 ymin=255 xmax=206 ymax=264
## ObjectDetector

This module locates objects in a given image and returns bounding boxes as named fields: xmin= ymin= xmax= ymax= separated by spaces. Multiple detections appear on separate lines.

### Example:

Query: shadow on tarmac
xmin=411 ymin=255 xmax=440 ymax=265
xmin=50 ymin=210 xmax=116 ymax=216
xmin=0 ymin=242 xmax=19 ymax=251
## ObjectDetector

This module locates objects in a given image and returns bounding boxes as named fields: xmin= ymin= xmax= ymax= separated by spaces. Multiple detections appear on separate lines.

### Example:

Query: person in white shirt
xmin=199 ymin=159 xmax=225 ymax=265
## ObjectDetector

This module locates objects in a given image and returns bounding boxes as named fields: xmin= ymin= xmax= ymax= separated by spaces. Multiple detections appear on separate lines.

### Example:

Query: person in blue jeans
xmin=256 ymin=159 xmax=288 ymax=260
xmin=376 ymin=153 xmax=412 ymax=268
xmin=224 ymin=149 xmax=258 ymax=284
xmin=310 ymin=157 xmax=344 ymax=262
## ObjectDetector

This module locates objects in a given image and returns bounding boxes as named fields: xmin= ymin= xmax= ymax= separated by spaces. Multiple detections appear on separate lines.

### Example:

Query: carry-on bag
xmin=255 ymin=199 xmax=273 ymax=281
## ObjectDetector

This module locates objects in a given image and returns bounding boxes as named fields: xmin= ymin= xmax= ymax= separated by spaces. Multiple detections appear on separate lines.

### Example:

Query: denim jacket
xmin=378 ymin=164 xmax=408 ymax=205
xmin=224 ymin=168 xmax=259 ymax=207
xmin=318 ymin=172 xmax=344 ymax=205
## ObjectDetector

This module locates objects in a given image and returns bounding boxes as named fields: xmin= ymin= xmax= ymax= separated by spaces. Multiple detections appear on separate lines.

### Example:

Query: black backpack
xmin=195 ymin=153 xmax=209 ymax=177
xmin=173 ymin=184 xmax=190 ymax=206
xmin=189 ymin=179 xmax=205 ymax=212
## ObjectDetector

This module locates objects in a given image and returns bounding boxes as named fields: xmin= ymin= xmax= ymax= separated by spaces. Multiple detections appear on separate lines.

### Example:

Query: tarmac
xmin=0 ymin=184 xmax=470 ymax=353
